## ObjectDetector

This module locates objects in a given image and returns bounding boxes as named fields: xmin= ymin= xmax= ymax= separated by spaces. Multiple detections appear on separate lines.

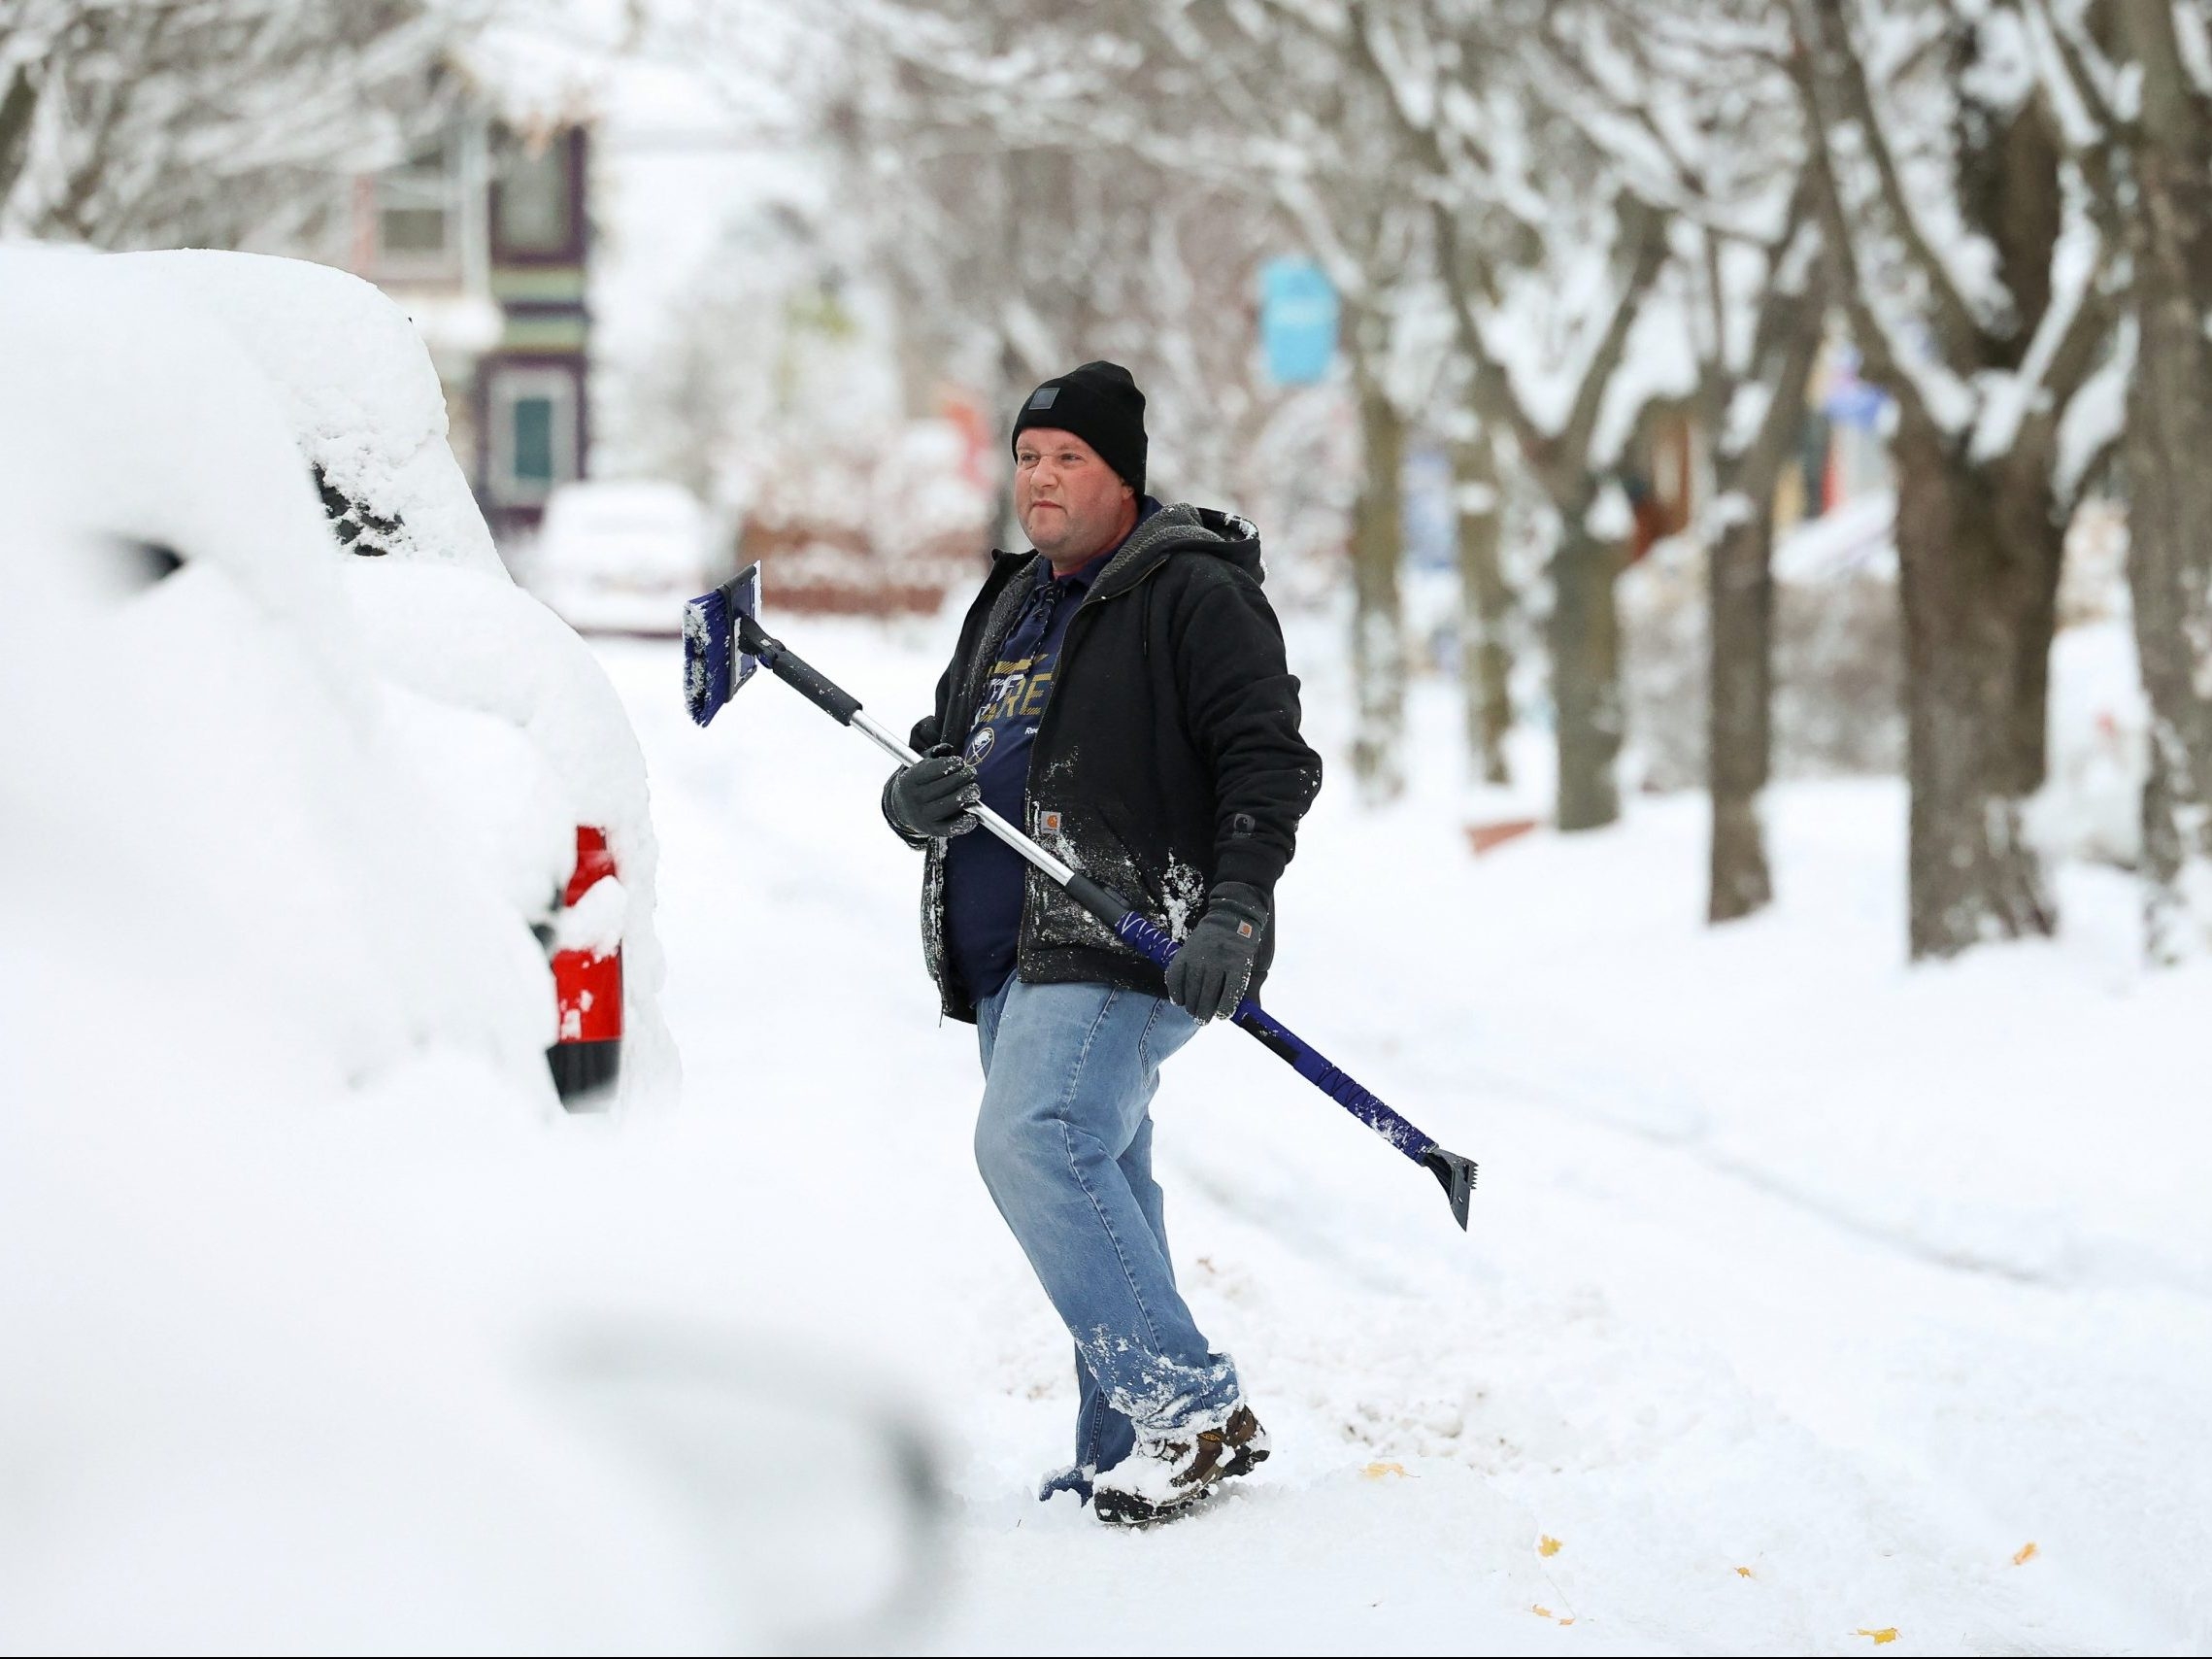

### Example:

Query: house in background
xmin=343 ymin=109 xmax=591 ymax=547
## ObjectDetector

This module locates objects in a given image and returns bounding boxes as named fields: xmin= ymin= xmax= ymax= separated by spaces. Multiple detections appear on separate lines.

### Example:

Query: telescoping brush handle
xmin=737 ymin=614 xmax=1085 ymax=881
xmin=1064 ymin=881 xmax=1446 ymax=1151
xmin=736 ymin=614 xmax=861 ymax=727
xmin=1059 ymin=877 xmax=1475 ymax=1227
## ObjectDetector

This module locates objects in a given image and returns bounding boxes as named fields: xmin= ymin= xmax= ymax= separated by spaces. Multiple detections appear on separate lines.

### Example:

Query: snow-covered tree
xmin=0 ymin=1 xmax=470 ymax=251
xmin=815 ymin=2 xmax=1291 ymax=550
xmin=1545 ymin=1 xmax=1827 ymax=919
xmin=2028 ymin=1 xmax=2212 ymax=959
xmin=1345 ymin=0 xmax=1692 ymax=831
xmin=807 ymin=1 xmax=1426 ymax=796
xmin=1438 ymin=412 xmax=1526 ymax=788
xmin=1783 ymin=0 xmax=2123 ymax=958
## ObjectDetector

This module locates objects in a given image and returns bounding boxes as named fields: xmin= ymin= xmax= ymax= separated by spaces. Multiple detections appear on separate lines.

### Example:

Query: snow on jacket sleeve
xmin=1172 ymin=570 xmax=1323 ymax=897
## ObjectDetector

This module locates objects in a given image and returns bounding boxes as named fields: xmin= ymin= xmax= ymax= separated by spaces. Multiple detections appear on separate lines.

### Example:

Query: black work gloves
xmin=1164 ymin=881 xmax=1268 ymax=1023
xmin=886 ymin=743 xmax=982 ymax=839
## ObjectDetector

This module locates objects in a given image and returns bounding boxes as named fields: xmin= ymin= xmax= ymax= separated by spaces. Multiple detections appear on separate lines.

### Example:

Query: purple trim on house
xmin=499 ymin=298 xmax=592 ymax=321
xmin=488 ymin=126 xmax=588 ymax=268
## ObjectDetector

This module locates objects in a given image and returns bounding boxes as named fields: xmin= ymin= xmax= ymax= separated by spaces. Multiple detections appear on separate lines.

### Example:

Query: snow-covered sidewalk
xmin=602 ymin=613 xmax=2212 ymax=1657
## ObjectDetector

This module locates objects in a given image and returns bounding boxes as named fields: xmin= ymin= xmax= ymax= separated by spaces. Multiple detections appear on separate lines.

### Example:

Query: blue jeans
xmin=974 ymin=976 xmax=1238 ymax=1485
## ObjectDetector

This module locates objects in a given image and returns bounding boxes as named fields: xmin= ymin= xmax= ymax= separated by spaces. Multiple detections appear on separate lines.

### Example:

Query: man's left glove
xmin=1163 ymin=881 xmax=1269 ymax=1023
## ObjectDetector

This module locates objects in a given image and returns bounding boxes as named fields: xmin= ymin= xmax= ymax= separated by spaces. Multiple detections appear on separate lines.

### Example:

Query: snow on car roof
xmin=0 ymin=245 xmax=368 ymax=690
xmin=122 ymin=250 xmax=503 ymax=575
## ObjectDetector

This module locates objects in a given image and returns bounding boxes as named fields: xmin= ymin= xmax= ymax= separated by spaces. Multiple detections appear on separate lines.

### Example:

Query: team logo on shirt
xmin=974 ymin=654 xmax=1056 ymax=728
xmin=965 ymin=726 xmax=996 ymax=765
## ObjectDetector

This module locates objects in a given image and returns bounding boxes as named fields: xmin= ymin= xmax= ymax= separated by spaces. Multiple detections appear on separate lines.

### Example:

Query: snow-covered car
xmin=116 ymin=248 xmax=673 ymax=1108
xmin=525 ymin=478 xmax=712 ymax=637
xmin=0 ymin=245 xmax=942 ymax=1650
xmin=0 ymin=245 xmax=560 ymax=1121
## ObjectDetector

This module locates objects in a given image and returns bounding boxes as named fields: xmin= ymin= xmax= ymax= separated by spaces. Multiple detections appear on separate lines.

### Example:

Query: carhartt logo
xmin=1237 ymin=921 xmax=1255 ymax=938
xmin=1040 ymin=810 xmax=1062 ymax=832
xmin=1027 ymin=386 xmax=1059 ymax=410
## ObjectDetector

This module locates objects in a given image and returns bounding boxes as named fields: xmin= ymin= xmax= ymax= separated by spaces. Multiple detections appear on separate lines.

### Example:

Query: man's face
xmin=1014 ymin=427 xmax=1136 ymax=568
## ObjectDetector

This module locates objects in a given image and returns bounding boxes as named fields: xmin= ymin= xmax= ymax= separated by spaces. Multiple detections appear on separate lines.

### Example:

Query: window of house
xmin=486 ymin=365 xmax=579 ymax=504
xmin=377 ymin=135 xmax=459 ymax=269
xmin=496 ymin=135 xmax=573 ymax=255
xmin=512 ymin=396 xmax=554 ymax=485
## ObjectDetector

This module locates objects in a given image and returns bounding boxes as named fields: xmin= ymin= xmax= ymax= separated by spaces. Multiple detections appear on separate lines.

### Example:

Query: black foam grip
xmin=762 ymin=640 xmax=861 ymax=725
xmin=1064 ymin=873 xmax=1134 ymax=931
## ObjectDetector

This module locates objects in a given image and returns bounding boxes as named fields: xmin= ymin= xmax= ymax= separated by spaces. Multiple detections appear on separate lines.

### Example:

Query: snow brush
xmin=685 ymin=565 xmax=1478 ymax=1231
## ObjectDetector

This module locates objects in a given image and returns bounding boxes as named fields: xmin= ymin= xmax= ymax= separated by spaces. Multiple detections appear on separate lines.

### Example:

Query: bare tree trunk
xmin=1350 ymin=363 xmax=1407 ymax=801
xmin=1893 ymin=423 xmax=2061 ymax=957
xmin=1453 ymin=431 xmax=1512 ymax=785
xmin=1703 ymin=266 xmax=1823 ymax=925
xmin=0 ymin=62 xmax=38 ymax=207
xmin=1708 ymin=508 xmax=1773 ymax=921
xmin=990 ymin=333 xmax=1024 ymax=550
xmin=2121 ymin=0 xmax=2212 ymax=959
xmin=1551 ymin=519 xmax=1624 ymax=831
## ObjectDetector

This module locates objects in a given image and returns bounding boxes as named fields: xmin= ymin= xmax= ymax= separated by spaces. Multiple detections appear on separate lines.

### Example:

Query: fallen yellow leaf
xmin=1558 ymin=1616 xmax=1576 ymax=1627
xmin=1361 ymin=1461 xmax=1409 ymax=1480
xmin=1735 ymin=1566 xmax=1754 ymax=1578
xmin=1538 ymin=1535 xmax=1562 ymax=1557
xmin=2013 ymin=1541 xmax=2038 ymax=1566
xmin=1855 ymin=1629 xmax=1898 ymax=1645
xmin=1532 ymin=1606 xmax=1554 ymax=1620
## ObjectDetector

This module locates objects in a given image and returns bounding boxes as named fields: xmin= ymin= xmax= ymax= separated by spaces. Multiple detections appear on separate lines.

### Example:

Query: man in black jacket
xmin=883 ymin=361 xmax=1322 ymax=1525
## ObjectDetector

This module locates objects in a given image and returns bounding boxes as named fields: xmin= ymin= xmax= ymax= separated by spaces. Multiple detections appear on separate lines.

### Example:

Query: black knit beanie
xmin=1010 ymin=360 xmax=1147 ymax=495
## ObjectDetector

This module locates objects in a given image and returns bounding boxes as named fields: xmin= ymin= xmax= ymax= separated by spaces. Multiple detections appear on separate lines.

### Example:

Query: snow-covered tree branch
xmin=0 ymin=0 xmax=472 ymax=251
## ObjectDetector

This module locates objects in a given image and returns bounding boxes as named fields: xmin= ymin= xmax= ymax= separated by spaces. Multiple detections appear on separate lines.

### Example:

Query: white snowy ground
xmin=594 ymin=611 xmax=2212 ymax=1658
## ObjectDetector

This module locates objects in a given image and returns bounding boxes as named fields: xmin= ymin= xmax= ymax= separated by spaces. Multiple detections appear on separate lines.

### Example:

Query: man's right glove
xmin=885 ymin=743 xmax=982 ymax=839
xmin=1164 ymin=881 xmax=1269 ymax=1023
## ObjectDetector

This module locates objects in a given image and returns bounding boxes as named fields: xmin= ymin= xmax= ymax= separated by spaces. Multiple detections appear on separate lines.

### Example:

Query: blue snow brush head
xmin=683 ymin=563 xmax=762 ymax=728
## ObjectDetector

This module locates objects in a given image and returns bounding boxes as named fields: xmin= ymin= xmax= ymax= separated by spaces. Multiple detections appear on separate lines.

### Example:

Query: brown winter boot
xmin=1091 ymin=1404 xmax=1269 ymax=1526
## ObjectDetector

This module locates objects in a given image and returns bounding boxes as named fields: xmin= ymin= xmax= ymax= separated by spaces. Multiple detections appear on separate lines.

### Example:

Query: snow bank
xmin=2038 ymin=617 xmax=2151 ymax=866
xmin=585 ymin=613 xmax=2212 ymax=1653
xmin=1770 ymin=489 xmax=1898 ymax=583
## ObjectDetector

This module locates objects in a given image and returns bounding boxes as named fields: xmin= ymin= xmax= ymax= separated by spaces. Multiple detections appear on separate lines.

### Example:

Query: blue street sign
xmin=1820 ymin=345 xmax=1891 ymax=429
xmin=1260 ymin=256 xmax=1338 ymax=386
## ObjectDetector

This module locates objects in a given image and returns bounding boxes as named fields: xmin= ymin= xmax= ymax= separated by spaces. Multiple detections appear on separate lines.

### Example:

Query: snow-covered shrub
xmin=738 ymin=419 xmax=989 ymax=614
xmin=1771 ymin=579 xmax=1905 ymax=783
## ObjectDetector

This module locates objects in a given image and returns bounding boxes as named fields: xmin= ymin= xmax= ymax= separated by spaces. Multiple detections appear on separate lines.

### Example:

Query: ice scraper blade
xmin=1421 ymin=1147 xmax=1478 ymax=1231
xmin=683 ymin=562 xmax=762 ymax=728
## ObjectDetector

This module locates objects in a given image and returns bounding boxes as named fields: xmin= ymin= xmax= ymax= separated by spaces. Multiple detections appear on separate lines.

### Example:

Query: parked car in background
xmin=524 ymin=479 xmax=712 ymax=637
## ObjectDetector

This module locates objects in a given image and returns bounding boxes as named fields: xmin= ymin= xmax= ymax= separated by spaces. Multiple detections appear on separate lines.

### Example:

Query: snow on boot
xmin=1091 ymin=1404 xmax=1268 ymax=1526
